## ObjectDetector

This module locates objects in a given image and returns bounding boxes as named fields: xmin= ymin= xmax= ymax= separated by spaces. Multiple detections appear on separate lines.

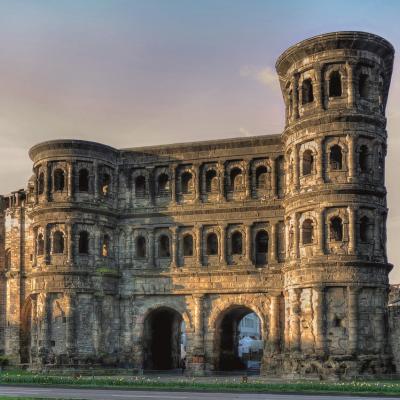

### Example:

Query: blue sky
xmin=1 ymin=0 xmax=399 ymax=280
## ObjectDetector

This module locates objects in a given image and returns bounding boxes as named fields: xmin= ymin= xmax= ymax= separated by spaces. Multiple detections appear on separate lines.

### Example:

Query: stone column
xmin=244 ymin=161 xmax=251 ymax=199
xmin=65 ymin=293 xmax=76 ymax=356
xmin=66 ymin=223 xmax=73 ymax=265
xmin=291 ymin=73 xmax=299 ymax=121
xmin=40 ymin=294 xmax=51 ymax=362
xmin=171 ymin=226 xmax=178 ymax=268
xmin=348 ymin=206 xmax=356 ymax=254
xmin=347 ymin=134 xmax=357 ymax=183
xmin=270 ymin=157 xmax=277 ymax=198
xmin=346 ymin=62 xmax=355 ymax=108
xmin=44 ymin=224 xmax=50 ymax=265
xmin=316 ymin=137 xmax=324 ymax=184
xmin=245 ymin=223 xmax=253 ymax=265
xmin=374 ymin=288 xmax=386 ymax=354
xmin=289 ymin=288 xmax=301 ymax=352
xmin=220 ymin=224 xmax=227 ymax=266
xmin=218 ymin=162 xmax=225 ymax=202
xmin=284 ymin=291 xmax=290 ymax=351
xmin=93 ymin=161 xmax=99 ymax=200
xmin=374 ymin=211 xmax=381 ymax=257
xmin=92 ymin=295 xmax=103 ymax=356
xmin=317 ymin=208 xmax=325 ymax=255
xmin=148 ymin=229 xmax=155 ymax=267
xmin=121 ymin=296 xmax=132 ymax=357
xmin=67 ymin=162 xmax=74 ymax=200
xmin=314 ymin=64 xmax=324 ymax=110
xmin=193 ymin=295 xmax=204 ymax=353
xmin=30 ymin=295 xmax=38 ymax=361
xmin=34 ymin=168 xmax=39 ymax=205
xmin=44 ymin=162 xmax=50 ymax=201
xmin=293 ymin=213 xmax=300 ymax=259
xmin=348 ymin=287 xmax=359 ymax=355
xmin=293 ymin=144 xmax=300 ymax=191
xmin=170 ymin=165 xmax=176 ymax=204
xmin=196 ymin=225 xmax=203 ymax=266
xmin=270 ymin=222 xmax=277 ymax=264
xmin=194 ymin=164 xmax=201 ymax=202
xmin=270 ymin=294 xmax=280 ymax=353
xmin=314 ymin=286 xmax=326 ymax=355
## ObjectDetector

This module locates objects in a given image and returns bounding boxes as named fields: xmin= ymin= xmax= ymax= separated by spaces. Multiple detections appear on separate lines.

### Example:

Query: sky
xmin=0 ymin=0 xmax=399 ymax=280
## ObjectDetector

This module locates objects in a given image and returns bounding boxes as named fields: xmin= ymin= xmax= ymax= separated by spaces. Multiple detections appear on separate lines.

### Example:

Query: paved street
xmin=0 ymin=386 xmax=399 ymax=400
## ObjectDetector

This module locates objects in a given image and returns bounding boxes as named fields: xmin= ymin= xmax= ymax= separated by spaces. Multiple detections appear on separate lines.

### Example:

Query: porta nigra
xmin=0 ymin=31 xmax=397 ymax=378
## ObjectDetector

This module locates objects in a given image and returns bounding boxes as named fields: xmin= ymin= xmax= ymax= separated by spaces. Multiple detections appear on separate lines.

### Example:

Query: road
xmin=0 ymin=386 xmax=399 ymax=400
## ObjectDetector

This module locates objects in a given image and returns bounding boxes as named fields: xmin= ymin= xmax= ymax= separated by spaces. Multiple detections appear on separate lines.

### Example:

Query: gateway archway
xmin=143 ymin=307 xmax=184 ymax=370
xmin=216 ymin=306 xmax=263 ymax=371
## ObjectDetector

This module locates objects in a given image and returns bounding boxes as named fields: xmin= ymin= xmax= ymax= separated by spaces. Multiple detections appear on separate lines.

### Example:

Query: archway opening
xmin=143 ymin=308 xmax=184 ymax=371
xmin=217 ymin=306 xmax=263 ymax=372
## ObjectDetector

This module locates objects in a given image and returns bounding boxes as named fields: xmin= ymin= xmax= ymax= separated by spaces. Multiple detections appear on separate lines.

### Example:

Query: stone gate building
xmin=0 ymin=31 xmax=396 ymax=378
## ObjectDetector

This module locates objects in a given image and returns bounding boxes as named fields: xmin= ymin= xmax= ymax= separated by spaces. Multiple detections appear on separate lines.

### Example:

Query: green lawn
xmin=2 ymin=371 xmax=400 ymax=396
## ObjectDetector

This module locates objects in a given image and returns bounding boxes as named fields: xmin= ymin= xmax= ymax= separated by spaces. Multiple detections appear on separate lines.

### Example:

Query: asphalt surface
xmin=0 ymin=386 xmax=399 ymax=400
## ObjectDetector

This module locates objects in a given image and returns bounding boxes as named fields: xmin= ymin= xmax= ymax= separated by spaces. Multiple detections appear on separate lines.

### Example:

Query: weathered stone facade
xmin=0 ymin=31 xmax=396 ymax=378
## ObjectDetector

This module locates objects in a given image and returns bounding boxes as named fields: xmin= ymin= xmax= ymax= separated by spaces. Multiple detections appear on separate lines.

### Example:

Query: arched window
xmin=329 ymin=71 xmax=342 ymax=97
xmin=330 ymin=145 xmax=343 ymax=170
xmin=302 ymin=78 xmax=314 ymax=104
xmin=206 ymin=233 xmax=218 ymax=255
xmin=102 ymin=234 xmax=110 ymax=257
xmin=302 ymin=219 xmax=314 ymax=244
xmin=136 ymin=236 xmax=146 ymax=258
xmin=359 ymin=145 xmax=369 ymax=173
xmin=78 ymin=231 xmax=89 ymax=254
xmin=359 ymin=74 xmax=369 ymax=98
xmin=231 ymin=231 xmax=243 ymax=255
xmin=38 ymin=173 xmax=45 ymax=195
xmin=53 ymin=231 xmax=64 ymax=254
xmin=158 ymin=173 xmax=170 ymax=195
xmin=230 ymin=168 xmax=243 ymax=191
xmin=181 ymin=172 xmax=193 ymax=194
xmin=359 ymin=216 xmax=370 ymax=243
xmin=135 ymin=176 xmax=146 ymax=198
xmin=37 ymin=233 xmax=44 ymax=256
xmin=101 ymin=173 xmax=111 ymax=196
xmin=78 ymin=169 xmax=89 ymax=192
xmin=255 ymin=166 xmax=268 ymax=189
xmin=302 ymin=150 xmax=314 ymax=176
xmin=54 ymin=169 xmax=65 ymax=192
xmin=255 ymin=230 xmax=268 ymax=265
xmin=183 ymin=234 xmax=194 ymax=257
xmin=205 ymin=170 xmax=218 ymax=193
xmin=159 ymin=235 xmax=170 ymax=257
xmin=330 ymin=217 xmax=343 ymax=242
xmin=5 ymin=249 xmax=11 ymax=271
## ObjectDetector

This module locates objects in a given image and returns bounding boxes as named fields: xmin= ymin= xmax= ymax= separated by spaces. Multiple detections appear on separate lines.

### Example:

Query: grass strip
xmin=3 ymin=374 xmax=400 ymax=396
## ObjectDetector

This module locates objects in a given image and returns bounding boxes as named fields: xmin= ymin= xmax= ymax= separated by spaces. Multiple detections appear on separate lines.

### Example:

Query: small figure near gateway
xmin=0 ymin=31 xmax=396 ymax=379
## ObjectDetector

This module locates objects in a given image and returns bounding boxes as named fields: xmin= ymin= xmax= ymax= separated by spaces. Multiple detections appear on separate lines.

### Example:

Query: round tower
xmin=276 ymin=32 xmax=394 ymax=377
xmin=27 ymin=140 xmax=120 ymax=365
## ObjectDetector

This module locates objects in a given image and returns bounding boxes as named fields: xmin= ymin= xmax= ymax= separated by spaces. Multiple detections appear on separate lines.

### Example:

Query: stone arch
xmin=131 ymin=168 xmax=149 ymax=199
xmin=208 ymin=301 xmax=266 ymax=371
xmin=134 ymin=303 xmax=193 ymax=370
xmin=53 ymin=168 xmax=65 ymax=192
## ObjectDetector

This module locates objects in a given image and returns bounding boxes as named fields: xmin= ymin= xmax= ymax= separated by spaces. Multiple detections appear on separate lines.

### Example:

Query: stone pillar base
xmin=187 ymin=354 xmax=206 ymax=376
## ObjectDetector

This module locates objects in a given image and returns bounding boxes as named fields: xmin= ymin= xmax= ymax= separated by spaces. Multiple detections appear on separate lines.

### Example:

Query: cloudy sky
xmin=0 ymin=0 xmax=399 ymax=280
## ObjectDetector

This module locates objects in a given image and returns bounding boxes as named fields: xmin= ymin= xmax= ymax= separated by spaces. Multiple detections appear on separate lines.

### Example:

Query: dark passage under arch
xmin=217 ymin=306 xmax=263 ymax=372
xmin=143 ymin=308 xmax=183 ymax=370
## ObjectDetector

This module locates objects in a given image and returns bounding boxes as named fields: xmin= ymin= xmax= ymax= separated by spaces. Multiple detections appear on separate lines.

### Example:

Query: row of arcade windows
xmin=36 ymin=230 xmax=269 ymax=262
xmin=301 ymin=144 xmax=379 ymax=177
xmin=301 ymin=70 xmax=370 ymax=105
xmin=300 ymin=215 xmax=372 ymax=245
